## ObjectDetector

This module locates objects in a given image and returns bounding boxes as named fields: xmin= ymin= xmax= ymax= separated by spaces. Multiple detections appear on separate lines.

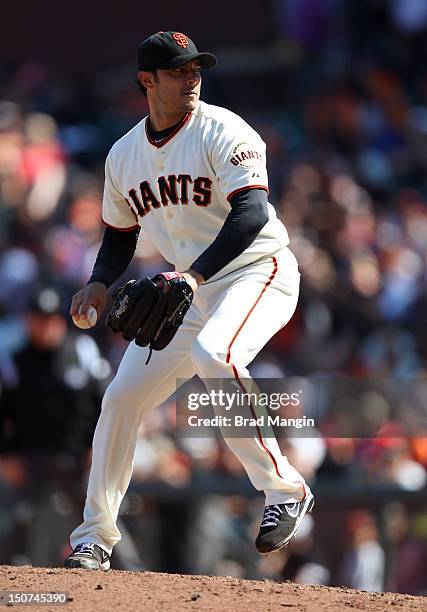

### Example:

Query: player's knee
xmin=101 ymin=379 xmax=140 ymax=412
xmin=191 ymin=335 xmax=227 ymax=370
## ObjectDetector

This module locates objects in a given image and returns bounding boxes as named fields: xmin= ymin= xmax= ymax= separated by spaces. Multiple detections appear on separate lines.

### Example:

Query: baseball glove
xmin=106 ymin=272 xmax=193 ymax=358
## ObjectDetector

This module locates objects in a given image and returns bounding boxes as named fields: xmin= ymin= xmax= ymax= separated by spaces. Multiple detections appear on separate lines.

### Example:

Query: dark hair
xmin=135 ymin=70 xmax=158 ymax=98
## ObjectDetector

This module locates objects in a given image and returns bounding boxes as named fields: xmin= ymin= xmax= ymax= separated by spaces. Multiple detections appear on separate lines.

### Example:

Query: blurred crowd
xmin=0 ymin=0 xmax=426 ymax=595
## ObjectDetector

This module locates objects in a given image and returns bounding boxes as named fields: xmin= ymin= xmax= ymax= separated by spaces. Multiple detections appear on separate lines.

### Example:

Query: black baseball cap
xmin=138 ymin=31 xmax=217 ymax=72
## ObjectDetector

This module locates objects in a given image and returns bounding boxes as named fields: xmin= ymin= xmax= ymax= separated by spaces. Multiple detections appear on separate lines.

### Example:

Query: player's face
xmin=145 ymin=60 xmax=202 ymax=115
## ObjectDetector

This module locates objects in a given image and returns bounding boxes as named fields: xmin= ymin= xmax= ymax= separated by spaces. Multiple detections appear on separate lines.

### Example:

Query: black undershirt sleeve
xmin=88 ymin=226 xmax=140 ymax=288
xmin=89 ymin=188 xmax=267 ymax=287
xmin=190 ymin=188 xmax=269 ymax=281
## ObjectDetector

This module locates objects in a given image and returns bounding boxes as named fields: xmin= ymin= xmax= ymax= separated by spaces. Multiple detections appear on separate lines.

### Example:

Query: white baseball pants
xmin=70 ymin=246 xmax=309 ymax=554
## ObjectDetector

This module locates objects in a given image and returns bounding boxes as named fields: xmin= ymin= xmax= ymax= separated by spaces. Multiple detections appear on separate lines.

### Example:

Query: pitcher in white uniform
xmin=65 ymin=31 xmax=314 ymax=571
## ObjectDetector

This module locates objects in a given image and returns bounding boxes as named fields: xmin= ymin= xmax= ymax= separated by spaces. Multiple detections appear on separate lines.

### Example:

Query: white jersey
xmin=102 ymin=100 xmax=289 ymax=281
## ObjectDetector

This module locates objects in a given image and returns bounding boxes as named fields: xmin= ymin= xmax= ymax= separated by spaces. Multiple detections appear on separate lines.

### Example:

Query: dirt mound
xmin=0 ymin=565 xmax=425 ymax=611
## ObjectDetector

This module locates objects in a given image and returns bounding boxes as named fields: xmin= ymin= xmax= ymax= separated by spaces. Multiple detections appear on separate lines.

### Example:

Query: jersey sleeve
xmin=102 ymin=153 xmax=139 ymax=231
xmin=209 ymin=121 xmax=269 ymax=201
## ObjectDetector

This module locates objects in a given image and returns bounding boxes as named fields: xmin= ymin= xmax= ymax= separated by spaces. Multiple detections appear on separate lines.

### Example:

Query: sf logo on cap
xmin=172 ymin=32 xmax=189 ymax=48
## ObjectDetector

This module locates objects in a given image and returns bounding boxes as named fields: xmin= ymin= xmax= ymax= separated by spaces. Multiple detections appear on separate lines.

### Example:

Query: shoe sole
xmin=64 ymin=558 xmax=110 ymax=571
xmin=257 ymin=492 xmax=315 ymax=555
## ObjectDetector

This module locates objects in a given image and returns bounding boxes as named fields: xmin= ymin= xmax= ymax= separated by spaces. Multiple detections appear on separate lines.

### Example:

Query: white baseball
xmin=72 ymin=305 xmax=98 ymax=329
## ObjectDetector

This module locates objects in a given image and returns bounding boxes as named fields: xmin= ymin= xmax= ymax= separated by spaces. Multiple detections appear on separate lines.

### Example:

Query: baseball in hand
xmin=72 ymin=305 xmax=98 ymax=329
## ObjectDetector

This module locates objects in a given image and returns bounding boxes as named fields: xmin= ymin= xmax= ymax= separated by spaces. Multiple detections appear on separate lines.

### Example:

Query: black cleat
xmin=64 ymin=543 xmax=111 ymax=570
xmin=255 ymin=492 xmax=315 ymax=554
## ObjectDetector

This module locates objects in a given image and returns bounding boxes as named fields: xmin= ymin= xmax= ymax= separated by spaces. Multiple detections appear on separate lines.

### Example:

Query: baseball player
xmin=65 ymin=31 xmax=314 ymax=571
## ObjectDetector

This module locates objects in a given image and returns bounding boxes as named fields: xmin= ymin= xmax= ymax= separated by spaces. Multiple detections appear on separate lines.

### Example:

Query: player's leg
xmin=67 ymin=304 xmax=202 ymax=566
xmin=191 ymin=248 xmax=313 ymax=551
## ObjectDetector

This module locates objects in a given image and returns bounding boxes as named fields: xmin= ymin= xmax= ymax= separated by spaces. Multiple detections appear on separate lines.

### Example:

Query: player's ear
xmin=138 ymin=70 xmax=155 ymax=91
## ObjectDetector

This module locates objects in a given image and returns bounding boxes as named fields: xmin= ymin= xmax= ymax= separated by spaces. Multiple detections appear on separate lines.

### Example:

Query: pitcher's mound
xmin=0 ymin=565 xmax=425 ymax=611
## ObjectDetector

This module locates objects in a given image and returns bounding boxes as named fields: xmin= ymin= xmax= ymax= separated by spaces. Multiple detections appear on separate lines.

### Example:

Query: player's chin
xmin=181 ymin=94 xmax=199 ymax=111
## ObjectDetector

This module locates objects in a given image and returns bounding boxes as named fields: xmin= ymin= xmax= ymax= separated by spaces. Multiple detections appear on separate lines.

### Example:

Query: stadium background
xmin=0 ymin=0 xmax=426 ymax=595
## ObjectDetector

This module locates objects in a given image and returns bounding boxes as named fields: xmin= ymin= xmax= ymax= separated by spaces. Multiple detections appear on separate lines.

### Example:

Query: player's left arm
xmin=186 ymin=188 xmax=268 ymax=283
xmin=183 ymin=122 xmax=270 ymax=284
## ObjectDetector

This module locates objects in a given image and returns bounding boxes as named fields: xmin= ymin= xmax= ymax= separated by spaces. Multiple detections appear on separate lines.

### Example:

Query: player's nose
xmin=186 ymin=71 xmax=201 ymax=85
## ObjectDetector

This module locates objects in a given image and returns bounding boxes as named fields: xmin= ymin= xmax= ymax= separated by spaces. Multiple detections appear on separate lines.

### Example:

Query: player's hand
xmin=70 ymin=282 xmax=107 ymax=321
xmin=182 ymin=269 xmax=204 ymax=293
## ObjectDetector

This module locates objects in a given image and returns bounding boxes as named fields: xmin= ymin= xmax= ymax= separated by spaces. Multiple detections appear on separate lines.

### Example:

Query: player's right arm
xmin=70 ymin=151 xmax=140 ymax=323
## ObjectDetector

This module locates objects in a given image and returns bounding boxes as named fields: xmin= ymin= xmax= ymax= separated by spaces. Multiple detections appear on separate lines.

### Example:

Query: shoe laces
xmin=261 ymin=504 xmax=283 ymax=528
xmin=75 ymin=543 xmax=96 ymax=554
